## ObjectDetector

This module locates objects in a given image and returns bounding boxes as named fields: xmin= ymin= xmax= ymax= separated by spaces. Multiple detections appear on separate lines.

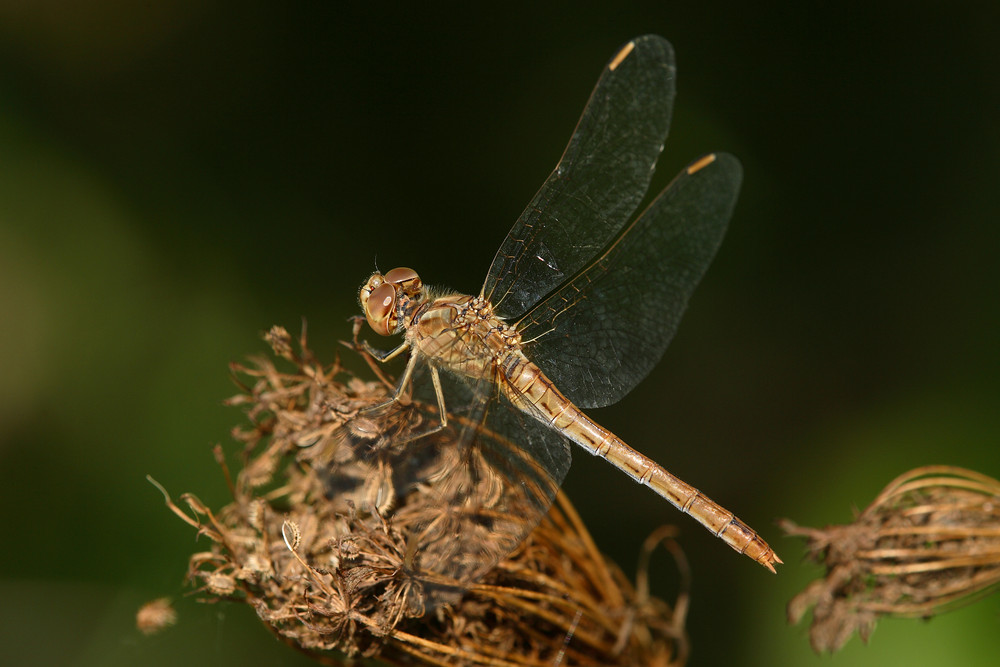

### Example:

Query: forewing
xmin=516 ymin=153 xmax=742 ymax=408
xmin=483 ymin=35 xmax=676 ymax=320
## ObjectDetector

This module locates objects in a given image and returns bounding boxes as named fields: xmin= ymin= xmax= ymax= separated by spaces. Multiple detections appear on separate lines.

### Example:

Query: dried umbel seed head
xmin=146 ymin=325 xmax=688 ymax=666
xmin=783 ymin=465 xmax=1000 ymax=653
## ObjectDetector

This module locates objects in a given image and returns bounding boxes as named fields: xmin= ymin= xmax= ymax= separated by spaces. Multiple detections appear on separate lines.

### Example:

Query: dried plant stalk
xmin=146 ymin=325 xmax=687 ymax=666
xmin=782 ymin=465 xmax=1000 ymax=653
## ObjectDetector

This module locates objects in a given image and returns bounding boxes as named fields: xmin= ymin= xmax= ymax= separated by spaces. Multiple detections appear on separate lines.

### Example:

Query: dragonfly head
xmin=359 ymin=267 xmax=424 ymax=336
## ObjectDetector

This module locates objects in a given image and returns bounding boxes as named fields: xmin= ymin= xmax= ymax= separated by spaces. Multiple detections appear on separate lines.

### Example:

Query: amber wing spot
xmin=686 ymin=153 xmax=717 ymax=175
xmin=609 ymin=40 xmax=636 ymax=71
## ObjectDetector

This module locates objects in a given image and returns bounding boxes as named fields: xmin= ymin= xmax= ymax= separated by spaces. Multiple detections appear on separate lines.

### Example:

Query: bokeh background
xmin=2 ymin=2 xmax=999 ymax=666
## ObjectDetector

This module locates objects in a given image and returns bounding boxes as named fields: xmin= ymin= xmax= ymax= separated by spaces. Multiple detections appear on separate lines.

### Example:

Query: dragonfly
xmin=350 ymin=35 xmax=780 ymax=584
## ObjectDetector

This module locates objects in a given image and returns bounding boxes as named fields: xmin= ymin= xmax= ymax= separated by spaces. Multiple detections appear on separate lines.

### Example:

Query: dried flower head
xmin=136 ymin=597 xmax=177 ymax=635
xmin=148 ymin=324 xmax=688 ymax=666
xmin=782 ymin=465 xmax=1000 ymax=653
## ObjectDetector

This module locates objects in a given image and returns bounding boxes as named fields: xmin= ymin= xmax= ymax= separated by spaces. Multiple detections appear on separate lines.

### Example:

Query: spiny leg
xmin=364 ymin=339 xmax=412 ymax=364
xmin=361 ymin=344 xmax=450 ymax=443
xmin=360 ymin=340 xmax=416 ymax=411
xmin=429 ymin=365 xmax=448 ymax=428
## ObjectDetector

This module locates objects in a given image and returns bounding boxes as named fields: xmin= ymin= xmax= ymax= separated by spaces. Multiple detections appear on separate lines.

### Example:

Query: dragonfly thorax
xmin=359 ymin=267 xmax=427 ymax=336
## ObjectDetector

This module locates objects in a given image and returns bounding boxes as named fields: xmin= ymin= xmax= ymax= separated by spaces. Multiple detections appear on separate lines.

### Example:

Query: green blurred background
xmin=2 ymin=2 xmax=999 ymax=666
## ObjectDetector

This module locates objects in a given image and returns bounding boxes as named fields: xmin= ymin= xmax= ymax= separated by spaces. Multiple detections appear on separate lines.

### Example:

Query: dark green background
xmin=2 ymin=3 xmax=998 ymax=666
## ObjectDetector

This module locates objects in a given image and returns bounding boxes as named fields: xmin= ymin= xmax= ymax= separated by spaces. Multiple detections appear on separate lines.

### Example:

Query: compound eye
xmin=384 ymin=267 xmax=421 ymax=292
xmin=358 ymin=273 xmax=385 ymax=308
xmin=364 ymin=282 xmax=397 ymax=336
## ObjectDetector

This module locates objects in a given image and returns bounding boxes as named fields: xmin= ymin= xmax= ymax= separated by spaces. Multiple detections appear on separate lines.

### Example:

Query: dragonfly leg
xmin=356 ymin=341 xmax=417 ymax=417
xmin=429 ymin=365 xmax=448 ymax=428
xmin=380 ymin=357 xmax=450 ymax=427
xmin=359 ymin=356 xmax=449 ymax=447
xmin=357 ymin=340 xmax=451 ymax=441
xmin=391 ymin=347 xmax=419 ymax=401
xmin=363 ymin=339 xmax=411 ymax=363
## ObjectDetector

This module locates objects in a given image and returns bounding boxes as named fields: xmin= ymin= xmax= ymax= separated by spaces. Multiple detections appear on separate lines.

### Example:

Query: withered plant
xmin=146 ymin=325 xmax=688 ymax=666
xmin=783 ymin=465 xmax=1000 ymax=653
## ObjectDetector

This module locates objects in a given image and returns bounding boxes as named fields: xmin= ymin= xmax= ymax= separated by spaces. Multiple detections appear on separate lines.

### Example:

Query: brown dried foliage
xmin=782 ymin=465 xmax=1000 ymax=653
xmin=150 ymin=324 xmax=688 ymax=666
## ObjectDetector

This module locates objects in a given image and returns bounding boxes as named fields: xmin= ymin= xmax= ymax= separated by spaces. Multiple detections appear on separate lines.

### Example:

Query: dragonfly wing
xmin=483 ymin=35 xmax=676 ymax=320
xmin=515 ymin=153 xmax=742 ymax=409
xmin=323 ymin=358 xmax=570 ymax=599
xmin=401 ymin=365 xmax=571 ymax=588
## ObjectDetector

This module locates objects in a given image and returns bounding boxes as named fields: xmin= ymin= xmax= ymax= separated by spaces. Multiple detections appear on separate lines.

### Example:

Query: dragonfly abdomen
xmin=500 ymin=353 xmax=780 ymax=572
